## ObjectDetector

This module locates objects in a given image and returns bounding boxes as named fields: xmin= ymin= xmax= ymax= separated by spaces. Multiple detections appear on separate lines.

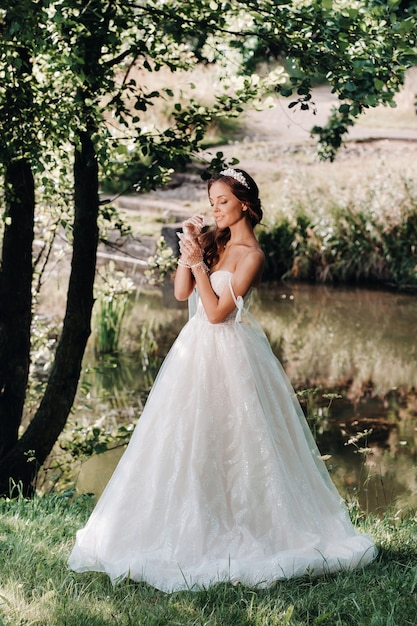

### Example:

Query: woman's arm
xmin=174 ymin=263 xmax=195 ymax=301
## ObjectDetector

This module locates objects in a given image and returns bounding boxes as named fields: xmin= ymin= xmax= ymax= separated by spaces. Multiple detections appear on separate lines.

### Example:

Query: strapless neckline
xmin=210 ymin=269 xmax=233 ymax=276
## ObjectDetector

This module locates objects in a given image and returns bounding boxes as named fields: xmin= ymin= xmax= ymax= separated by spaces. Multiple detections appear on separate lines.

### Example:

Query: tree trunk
xmin=0 ymin=159 xmax=34 ymax=460
xmin=0 ymin=132 xmax=99 ymax=496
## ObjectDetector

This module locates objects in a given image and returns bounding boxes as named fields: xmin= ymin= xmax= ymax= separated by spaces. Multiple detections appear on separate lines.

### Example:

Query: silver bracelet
xmin=177 ymin=258 xmax=191 ymax=269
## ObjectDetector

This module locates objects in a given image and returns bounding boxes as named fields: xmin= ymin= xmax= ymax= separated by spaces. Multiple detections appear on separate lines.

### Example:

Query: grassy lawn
xmin=0 ymin=494 xmax=416 ymax=625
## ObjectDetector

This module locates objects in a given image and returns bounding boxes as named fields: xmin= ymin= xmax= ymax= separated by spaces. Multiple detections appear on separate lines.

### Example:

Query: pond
xmin=75 ymin=281 xmax=417 ymax=516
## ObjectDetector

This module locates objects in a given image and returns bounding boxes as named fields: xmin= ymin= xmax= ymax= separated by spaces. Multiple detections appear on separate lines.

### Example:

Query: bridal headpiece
xmin=220 ymin=168 xmax=250 ymax=189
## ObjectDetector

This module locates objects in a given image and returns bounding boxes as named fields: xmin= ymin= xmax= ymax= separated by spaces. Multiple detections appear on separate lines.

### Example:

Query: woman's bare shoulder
xmin=240 ymin=245 xmax=264 ymax=267
xmin=234 ymin=246 xmax=264 ymax=286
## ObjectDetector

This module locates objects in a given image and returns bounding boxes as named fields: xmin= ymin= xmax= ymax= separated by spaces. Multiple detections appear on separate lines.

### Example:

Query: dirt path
xmin=114 ymin=84 xmax=417 ymax=211
xmin=243 ymin=85 xmax=417 ymax=144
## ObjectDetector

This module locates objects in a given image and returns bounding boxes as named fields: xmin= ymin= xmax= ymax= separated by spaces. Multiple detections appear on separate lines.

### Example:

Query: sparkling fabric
xmin=68 ymin=270 xmax=376 ymax=591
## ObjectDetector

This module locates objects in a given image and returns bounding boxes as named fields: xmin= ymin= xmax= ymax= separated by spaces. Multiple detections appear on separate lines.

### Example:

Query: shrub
xmin=260 ymin=174 xmax=417 ymax=289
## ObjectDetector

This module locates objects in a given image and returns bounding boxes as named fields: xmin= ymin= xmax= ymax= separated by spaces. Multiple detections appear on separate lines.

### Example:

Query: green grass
xmin=0 ymin=494 xmax=416 ymax=625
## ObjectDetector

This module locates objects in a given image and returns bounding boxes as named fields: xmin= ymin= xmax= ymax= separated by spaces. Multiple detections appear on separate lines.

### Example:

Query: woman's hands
xmin=178 ymin=235 xmax=204 ymax=267
xmin=182 ymin=214 xmax=204 ymax=239
xmin=177 ymin=214 xmax=205 ymax=269
xmin=174 ymin=214 xmax=207 ymax=301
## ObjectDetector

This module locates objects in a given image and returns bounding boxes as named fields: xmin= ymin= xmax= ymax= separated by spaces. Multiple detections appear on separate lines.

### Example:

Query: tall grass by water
xmin=92 ymin=263 xmax=136 ymax=355
xmin=258 ymin=168 xmax=417 ymax=288
xmin=0 ymin=493 xmax=416 ymax=625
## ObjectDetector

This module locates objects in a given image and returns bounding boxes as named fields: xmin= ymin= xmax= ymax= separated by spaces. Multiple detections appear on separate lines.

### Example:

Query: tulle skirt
xmin=68 ymin=271 xmax=376 ymax=591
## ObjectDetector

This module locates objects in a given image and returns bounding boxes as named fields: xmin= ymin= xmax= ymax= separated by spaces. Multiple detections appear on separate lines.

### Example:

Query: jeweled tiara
xmin=220 ymin=168 xmax=250 ymax=189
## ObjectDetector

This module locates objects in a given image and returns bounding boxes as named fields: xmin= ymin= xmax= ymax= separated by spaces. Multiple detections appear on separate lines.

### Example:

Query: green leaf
xmin=374 ymin=78 xmax=385 ymax=91
xmin=339 ymin=104 xmax=350 ymax=114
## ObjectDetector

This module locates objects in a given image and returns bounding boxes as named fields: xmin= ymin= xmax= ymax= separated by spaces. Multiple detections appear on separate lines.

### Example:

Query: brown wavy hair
xmin=199 ymin=168 xmax=263 ymax=269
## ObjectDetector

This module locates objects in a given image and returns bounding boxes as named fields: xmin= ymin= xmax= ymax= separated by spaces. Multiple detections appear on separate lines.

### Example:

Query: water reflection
xmin=77 ymin=282 xmax=417 ymax=514
xmin=254 ymin=282 xmax=417 ymax=396
xmin=316 ymin=393 xmax=417 ymax=514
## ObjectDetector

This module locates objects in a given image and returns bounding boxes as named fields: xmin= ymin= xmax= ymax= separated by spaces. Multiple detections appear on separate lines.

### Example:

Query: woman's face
xmin=209 ymin=181 xmax=245 ymax=229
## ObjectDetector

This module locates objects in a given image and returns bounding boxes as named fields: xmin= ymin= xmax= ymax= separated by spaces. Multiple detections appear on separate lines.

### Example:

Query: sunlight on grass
xmin=0 ymin=495 xmax=416 ymax=625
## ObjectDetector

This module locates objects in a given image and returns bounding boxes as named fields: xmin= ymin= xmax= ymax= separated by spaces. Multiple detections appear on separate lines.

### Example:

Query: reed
xmin=92 ymin=263 xmax=136 ymax=355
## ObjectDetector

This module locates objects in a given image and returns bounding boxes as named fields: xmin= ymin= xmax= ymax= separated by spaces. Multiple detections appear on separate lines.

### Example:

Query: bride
xmin=68 ymin=168 xmax=376 ymax=592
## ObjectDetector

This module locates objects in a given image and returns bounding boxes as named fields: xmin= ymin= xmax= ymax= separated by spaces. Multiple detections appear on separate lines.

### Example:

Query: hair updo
xmin=200 ymin=168 xmax=263 ymax=268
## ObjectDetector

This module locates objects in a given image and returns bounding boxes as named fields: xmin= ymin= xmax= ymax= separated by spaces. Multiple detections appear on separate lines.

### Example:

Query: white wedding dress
xmin=68 ymin=270 xmax=376 ymax=591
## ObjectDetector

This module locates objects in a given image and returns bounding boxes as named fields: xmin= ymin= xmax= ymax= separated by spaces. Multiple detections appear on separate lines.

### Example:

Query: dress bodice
xmin=210 ymin=270 xmax=234 ymax=297
xmin=194 ymin=270 xmax=245 ymax=325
